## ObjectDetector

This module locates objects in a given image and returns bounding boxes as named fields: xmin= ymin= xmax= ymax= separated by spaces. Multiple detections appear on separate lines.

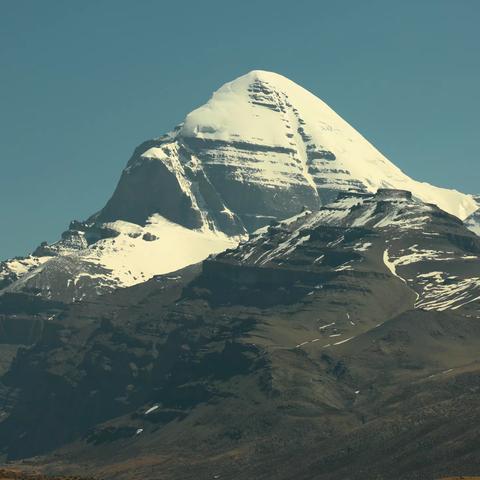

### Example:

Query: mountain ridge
xmin=0 ymin=185 xmax=479 ymax=479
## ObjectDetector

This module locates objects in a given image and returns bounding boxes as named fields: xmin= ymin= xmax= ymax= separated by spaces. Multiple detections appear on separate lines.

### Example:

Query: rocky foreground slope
xmin=0 ymin=190 xmax=479 ymax=479
xmin=1 ymin=70 xmax=479 ymax=303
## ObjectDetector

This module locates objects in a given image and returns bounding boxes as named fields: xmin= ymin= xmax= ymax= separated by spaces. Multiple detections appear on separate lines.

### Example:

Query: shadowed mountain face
xmin=1 ymin=190 xmax=479 ymax=480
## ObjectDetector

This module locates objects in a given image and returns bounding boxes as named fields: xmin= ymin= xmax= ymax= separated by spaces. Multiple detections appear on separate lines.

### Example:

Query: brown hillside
xmin=0 ymin=469 xmax=95 ymax=480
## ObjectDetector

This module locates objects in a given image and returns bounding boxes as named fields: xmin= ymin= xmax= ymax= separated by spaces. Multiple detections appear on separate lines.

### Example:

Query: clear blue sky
xmin=1 ymin=0 xmax=479 ymax=259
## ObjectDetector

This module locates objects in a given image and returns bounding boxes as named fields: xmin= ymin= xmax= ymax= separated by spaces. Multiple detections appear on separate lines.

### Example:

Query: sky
xmin=1 ymin=0 xmax=479 ymax=259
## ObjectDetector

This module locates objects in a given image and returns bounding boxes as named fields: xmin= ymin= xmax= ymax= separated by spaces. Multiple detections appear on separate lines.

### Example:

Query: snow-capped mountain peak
xmin=178 ymin=70 xmax=476 ymax=219
xmin=1 ymin=70 xmax=478 ymax=302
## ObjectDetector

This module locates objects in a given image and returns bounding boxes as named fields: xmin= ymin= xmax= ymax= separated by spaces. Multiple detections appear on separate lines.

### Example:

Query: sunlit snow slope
xmin=1 ymin=216 xmax=235 ymax=302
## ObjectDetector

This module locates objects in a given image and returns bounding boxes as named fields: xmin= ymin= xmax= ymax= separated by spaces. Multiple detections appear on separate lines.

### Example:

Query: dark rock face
xmin=96 ymin=155 xmax=205 ymax=230
xmin=141 ymin=232 xmax=157 ymax=242
xmin=375 ymin=188 xmax=412 ymax=200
